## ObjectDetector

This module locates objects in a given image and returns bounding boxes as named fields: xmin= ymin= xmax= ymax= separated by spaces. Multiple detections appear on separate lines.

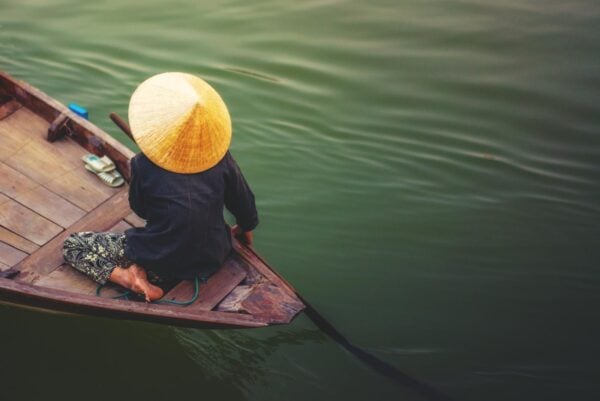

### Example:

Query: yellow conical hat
xmin=128 ymin=72 xmax=232 ymax=173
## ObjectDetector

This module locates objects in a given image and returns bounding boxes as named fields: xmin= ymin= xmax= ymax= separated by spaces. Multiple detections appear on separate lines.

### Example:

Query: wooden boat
xmin=0 ymin=70 xmax=304 ymax=328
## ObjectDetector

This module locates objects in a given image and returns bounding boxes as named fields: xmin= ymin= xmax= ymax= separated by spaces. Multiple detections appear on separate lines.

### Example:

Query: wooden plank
xmin=34 ymin=264 xmax=99 ymax=294
xmin=0 ymin=260 xmax=8 ymax=271
xmin=108 ymin=220 xmax=132 ymax=233
xmin=34 ymin=263 xmax=121 ymax=298
xmin=0 ymin=107 xmax=119 ymax=177
xmin=0 ymin=193 xmax=63 ymax=246
xmin=124 ymin=212 xmax=145 ymax=228
xmin=0 ymin=92 xmax=11 ymax=103
xmin=0 ymin=161 xmax=86 ymax=227
xmin=0 ymin=71 xmax=134 ymax=181
xmin=4 ymin=108 xmax=88 ymax=171
xmin=0 ymin=108 xmax=119 ymax=212
xmin=216 ymin=285 xmax=254 ymax=312
xmin=190 ymin=257 xmax=247 ymax=310
xmin=4 ymin=138 xmax=71 ymax=184
xmin=0 ymin=111 xmax=31 ymax=161
xmin=0 ymin=226 xmax=39 ymax=254
xmin=2 ymin=109 xmax=75 ymax=183
xmin=44 ymin=168 xmax=116 ymax=212
xmin=0 ymin=99 xmax=22 ymax=120
xmin=0 ymin=241 xmax=28 ymax=267
xmin=0 ymin=278 xmax=266 ymax=328
xmin=2 ymin=108 xmax=113 ymax=175
xmin=163 ymin=256 xmax=247 ymax=310
xmin=233 ymin=240 xmax=300 ymax=295
xmin=14 ymin=189 xmax=131 ymax=283
xmin=231 ymin=241 xmax=305 ymax=323
xmin=237 ymin=284 xmax=305 ymax=324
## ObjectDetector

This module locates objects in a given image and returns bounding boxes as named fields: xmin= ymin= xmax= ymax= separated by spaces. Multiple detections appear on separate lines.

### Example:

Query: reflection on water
xmin=173 ymin=327 xmax=325 ymax=393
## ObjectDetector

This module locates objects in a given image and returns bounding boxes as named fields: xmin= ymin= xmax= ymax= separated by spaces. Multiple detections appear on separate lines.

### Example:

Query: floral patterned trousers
xmin=62 ymin=232 xmax=133 ymax=284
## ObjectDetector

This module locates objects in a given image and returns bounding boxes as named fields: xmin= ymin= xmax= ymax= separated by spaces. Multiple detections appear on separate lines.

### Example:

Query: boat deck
xmin=0 ymin=106 xmax=124 ymax=279
xmin=0 ymin=73 xmax=304 ymax=328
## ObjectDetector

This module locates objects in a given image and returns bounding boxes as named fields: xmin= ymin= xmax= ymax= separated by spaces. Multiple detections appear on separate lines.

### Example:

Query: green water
xmin=1 ymin=0 xmax=600 ymax=400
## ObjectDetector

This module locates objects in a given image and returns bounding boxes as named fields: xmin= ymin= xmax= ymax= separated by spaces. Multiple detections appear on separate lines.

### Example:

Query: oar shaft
xmin=245 ymin=244 xmax=456 ymax=401
xmin=109 ymin=112 xmax=134 ymax=142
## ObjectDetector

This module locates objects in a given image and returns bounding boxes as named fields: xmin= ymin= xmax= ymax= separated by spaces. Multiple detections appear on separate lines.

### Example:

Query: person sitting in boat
xmin=62 ymin=72 xmax=258 ymax=301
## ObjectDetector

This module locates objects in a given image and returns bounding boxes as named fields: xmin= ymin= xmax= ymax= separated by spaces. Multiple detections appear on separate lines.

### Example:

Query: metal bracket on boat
xmin=47 ymin=112 xmax=69 ymax=142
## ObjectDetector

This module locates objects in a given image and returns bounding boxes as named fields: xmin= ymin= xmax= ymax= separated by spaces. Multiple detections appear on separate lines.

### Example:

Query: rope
xmin=95 ymin=276 xmax=201 ymax=306
xmin=96 ymin=283 xmax=131 ymax=300
xmin=153 ymin=277 xmax=200 ymax=306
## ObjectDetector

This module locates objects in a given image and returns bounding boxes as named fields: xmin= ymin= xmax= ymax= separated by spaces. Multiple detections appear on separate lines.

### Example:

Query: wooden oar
xmin=243 ymin=243 xmax=457 ymax=401
xmin=109 ymin=112 xmax=134 ymax=142
xmin=108 ymin=111 xmax=457 ymax=401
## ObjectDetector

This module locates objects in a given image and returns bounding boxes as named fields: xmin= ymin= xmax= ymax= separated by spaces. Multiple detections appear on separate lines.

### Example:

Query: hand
xmin=231 ymin=224 xmax=253 ymax=245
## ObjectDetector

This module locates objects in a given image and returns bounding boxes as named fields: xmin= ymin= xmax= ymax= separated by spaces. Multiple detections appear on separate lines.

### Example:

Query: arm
xmin=128 ymin=155 xmax=147 ymax=219
xmin=224 ymin=152 xmax=258 ymax=243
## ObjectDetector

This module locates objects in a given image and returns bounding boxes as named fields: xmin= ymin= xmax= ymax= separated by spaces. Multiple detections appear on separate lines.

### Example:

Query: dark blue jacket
xmin=124 ymin=152 xmax=258 ymax=280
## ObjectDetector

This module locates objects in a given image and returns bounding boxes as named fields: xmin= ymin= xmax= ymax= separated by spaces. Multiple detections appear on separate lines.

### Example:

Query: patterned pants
xmin=63 ymin=232 xmax=133 ymax=284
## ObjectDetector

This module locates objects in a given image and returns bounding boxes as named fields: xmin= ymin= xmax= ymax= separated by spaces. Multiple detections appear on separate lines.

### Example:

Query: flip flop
xmin=84 ymin=163 xmax=124 ymax=187
xmin=81 ymin=154 xmax=116 ymax=173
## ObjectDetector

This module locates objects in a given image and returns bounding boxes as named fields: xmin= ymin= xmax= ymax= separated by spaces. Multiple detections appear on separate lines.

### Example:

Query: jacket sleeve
xmin=128 ymin=155 xmax=147 ymax=219
xmin=224 ymin=152 xmax=259 ymax=232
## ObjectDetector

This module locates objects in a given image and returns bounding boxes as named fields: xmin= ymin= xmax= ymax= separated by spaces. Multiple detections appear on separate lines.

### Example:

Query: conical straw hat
xmin=128 ymin=72 xmax=232 ymax=174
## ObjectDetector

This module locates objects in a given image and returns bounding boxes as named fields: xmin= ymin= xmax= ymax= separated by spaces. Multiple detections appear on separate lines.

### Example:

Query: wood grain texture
xmin=0 ymin=98 xmax=22 ymax=120
xmin=34 ymin=264 xmax=121 ymax=297
xmin=0 ymin=161 xmax=86 ymax=227
xmin=0 ymin=108 xmax=119 ymax=212
xmin=0 ymin=226 xmax=39 ymax=254
xmin=34 ymin=264 xmax=99 ymax=294
xmin=2 ymin=108 xmax=93 ymax=172
xmin=238 ymin=284 xmax=305 ymax=324
xmin=14 ymin=189 xmax=131 ymax=282
xmin=233 ymin=240 xmax=299 ymax=295
xmin=124 ymin=212 xmax=145 ymax=228
xmin=0 ymin=71 xmax=134 ymax=181
xmin=0 ymin=193 xmax=63 ymax=246
xmin=108 ymin=219 xmax=133 ymax=233
xmin=0 ymin=241 xmax=28 ymax=268
xmin=216 ymin=285 xmax=254 ymax=312
xmin=163 ymin=256 xmax=247 ymax=310
xmin=45 ymin=169 xmax=116 ymax=211
xmin=0 ymin=278 xmax=266 ymax=328
xmin=0 ymin=110 xmax=31 ymax=161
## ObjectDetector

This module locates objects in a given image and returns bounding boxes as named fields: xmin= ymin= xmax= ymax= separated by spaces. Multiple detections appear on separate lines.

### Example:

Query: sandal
xmin=81 ymin=154 xmax=116 ymax=173
xmin=84 ymin=164 xmax=124 ymax=187
xmin=82 ymin=154 xmax=124 ymax=187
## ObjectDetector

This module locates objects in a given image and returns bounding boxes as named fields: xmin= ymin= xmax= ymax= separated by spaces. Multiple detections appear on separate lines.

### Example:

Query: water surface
xmin=1 ymin=0 xmax=600 ymax=400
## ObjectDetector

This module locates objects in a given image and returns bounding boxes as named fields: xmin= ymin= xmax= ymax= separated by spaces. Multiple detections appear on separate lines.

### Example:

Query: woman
xmin=63 ymin=72 xmax=258 ymax=301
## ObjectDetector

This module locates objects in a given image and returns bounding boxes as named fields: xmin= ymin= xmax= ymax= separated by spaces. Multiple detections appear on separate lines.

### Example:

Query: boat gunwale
xmin=0 ymin=276 xmax=268 ymax=328
xmin=0 ymin=70 xmax=134 ymax=181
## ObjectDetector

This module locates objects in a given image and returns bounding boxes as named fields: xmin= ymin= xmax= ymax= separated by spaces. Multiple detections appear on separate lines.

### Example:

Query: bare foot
xmin=109 ymin=264 xmax=164 ymax=302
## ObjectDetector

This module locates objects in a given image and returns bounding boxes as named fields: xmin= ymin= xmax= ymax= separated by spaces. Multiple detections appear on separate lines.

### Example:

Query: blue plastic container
xmin=68 ymin=103 xmax=89 ymax=120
